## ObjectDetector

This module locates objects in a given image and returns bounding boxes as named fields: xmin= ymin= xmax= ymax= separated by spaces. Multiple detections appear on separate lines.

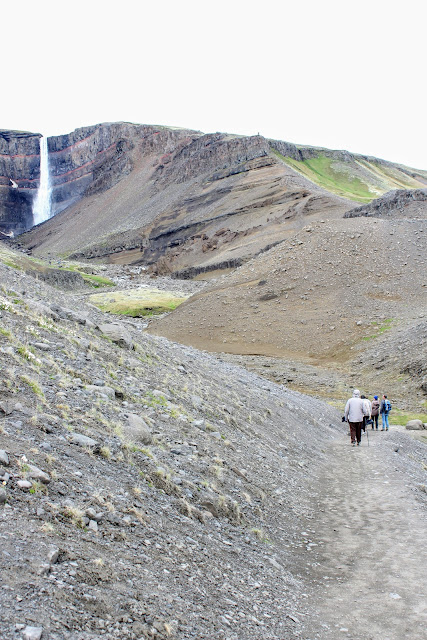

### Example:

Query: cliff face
xmin=344 ymin=188 xmax=427 ymax=219
xmin=48 ymin=122 xmax=200 ymax=216
xmin=0 ymin=130 xmax=41 ymax=235
xmin=0 ymin=123 xmax=201 ymax=235
xmin=18 ymin=126 xmax=352 ymax=270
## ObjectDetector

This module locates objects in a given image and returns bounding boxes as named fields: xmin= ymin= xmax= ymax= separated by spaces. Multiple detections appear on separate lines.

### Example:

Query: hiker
xmin=371 ymin=395 xmax=380 ymax=430
xmin=361 ymin=395 xmax=371 ymax=431
xmin=380 ymin=394 xmax=391 ymax=430
xmin=345 ymin=389 xmax=368 ymax=446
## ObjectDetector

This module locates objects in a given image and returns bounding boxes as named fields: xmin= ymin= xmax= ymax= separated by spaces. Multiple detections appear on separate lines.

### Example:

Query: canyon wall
xmin=0 ymin=130 xmax=41 ymax=235
xmin=4 ymin=122 xmax=427 ymax=242
xmin=0 ymin=123 xmax=201 ymax=235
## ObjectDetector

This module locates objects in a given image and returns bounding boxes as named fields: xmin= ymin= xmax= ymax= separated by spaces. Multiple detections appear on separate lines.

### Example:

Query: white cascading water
xmin=32 ymin=136 xmax=51 ymax=225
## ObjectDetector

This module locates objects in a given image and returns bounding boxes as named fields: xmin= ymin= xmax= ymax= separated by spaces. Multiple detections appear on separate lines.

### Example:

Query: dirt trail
xmin=302 ymin=430 xmax=427 ymax=640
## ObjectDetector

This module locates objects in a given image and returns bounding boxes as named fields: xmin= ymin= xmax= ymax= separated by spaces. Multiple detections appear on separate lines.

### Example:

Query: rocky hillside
xmin=4 ymin=122 xmax=425 ymax=278
xmin=271 ymin=141 xmax=427 ymax=203
xmin=16 ymin=125 xmax=353 ymax=275
xmin=148 ymin=214 xmax=427 ymax=408
xmin=0 ymin=245 xmax=343 ymax=640
xmin=344 ymin=188 xmax=427 ymax=219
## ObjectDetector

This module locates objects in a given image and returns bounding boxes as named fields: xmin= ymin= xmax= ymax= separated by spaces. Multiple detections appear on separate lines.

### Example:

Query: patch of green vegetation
xmin=63 ymin=264 xmax=115 ymax=287
xmin=389 ymin=410 xmax=427 ymax=426
xmin=144 ymin=390 xmax=168 ymax=408
xmin=272 ymin=150 xmax=375 ymax=202
xmin=362 ymin=318 xmax=394 ymax=341
xmin=20 ymin=375 xmax=44 ymax=399
xmin=89 ymin=288 xmax=188 ymax=317
xmin=358 ymin=159 xmax=425 ymax=190
xmin=80 ymin=273 xmax=116 ymax=287
xmin=17 ymin=345 xmax=36 ymax=362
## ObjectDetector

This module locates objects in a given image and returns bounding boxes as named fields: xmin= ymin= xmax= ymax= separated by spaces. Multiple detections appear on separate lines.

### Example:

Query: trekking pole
xmin=366 ymin=425 xmax=369 ymax=447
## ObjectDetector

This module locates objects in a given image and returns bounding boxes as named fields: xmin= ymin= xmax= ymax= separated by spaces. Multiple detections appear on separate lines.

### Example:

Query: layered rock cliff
xmin=0 ymin=130 xmax=41 ymax=235
xmin=47 ymin=122 xmax=200 ymax=216
xmin=0 ymin=123 xmax=201 ymax=235
xmin=18 ymin=126 xmax=352 ymax=272
xmin=344 ymin=188 xmax=427 ymax=219
xmin=6 ymin=121 xmax=427 ymax=275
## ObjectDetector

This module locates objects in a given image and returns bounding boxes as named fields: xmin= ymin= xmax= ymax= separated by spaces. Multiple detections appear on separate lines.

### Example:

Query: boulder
xmin=127 ymin=414 xmax=153 ymax=445
xmin=85 ymin=385 xmax=116 ymax=400
xmin=27 ymin=464 xmax=51 ymax=484
xmin=405 ymin=419 xmax=425 ymax=430
xmin=22 ymin=627 xmax=43 ymax=640
xmin=50 ymin=304 xmax=88 ymax=323
xmin=97 ymin=323 xmax=133 ymax=349
xmin=69 ymin=433 xmax=99 ymax=449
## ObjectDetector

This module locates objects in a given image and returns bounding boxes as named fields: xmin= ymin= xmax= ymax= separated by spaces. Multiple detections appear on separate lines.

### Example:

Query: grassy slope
xmin=89 ymin=288 xmax=189 ymax=317
xmin=0 ymin=245 xmax=115 ymax=288
xmin=273 ymin=150 xmax=426 ymax=203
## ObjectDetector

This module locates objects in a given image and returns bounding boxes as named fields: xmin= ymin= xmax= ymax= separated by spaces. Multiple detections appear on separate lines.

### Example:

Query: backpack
xmin=385 ymin=400 xmax=392 ymax=413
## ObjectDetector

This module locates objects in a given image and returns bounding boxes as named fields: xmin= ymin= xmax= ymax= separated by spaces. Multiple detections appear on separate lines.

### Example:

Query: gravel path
xmin=301 ymin=429 xmax=427 ymax=640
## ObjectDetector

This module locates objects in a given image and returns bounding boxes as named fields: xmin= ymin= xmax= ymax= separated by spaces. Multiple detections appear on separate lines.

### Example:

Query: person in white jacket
xmin=345 ymin=389 xmax=368 ymax=446
xmin=361 ymin=394 xmax=372 ymax=431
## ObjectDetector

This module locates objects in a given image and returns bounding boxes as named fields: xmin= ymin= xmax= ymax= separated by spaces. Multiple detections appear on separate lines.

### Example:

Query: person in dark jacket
xmin=371 ymin=395 xmax=380 ymax=430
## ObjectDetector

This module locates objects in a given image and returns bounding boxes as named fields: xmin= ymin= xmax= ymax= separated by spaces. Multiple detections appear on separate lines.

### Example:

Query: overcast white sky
xmin=2 ymin=0 xmax=426 ymax=168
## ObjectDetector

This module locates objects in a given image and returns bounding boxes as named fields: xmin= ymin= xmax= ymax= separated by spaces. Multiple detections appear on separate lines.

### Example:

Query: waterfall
xmin=33 ymin=136 xmax=51 ymax=225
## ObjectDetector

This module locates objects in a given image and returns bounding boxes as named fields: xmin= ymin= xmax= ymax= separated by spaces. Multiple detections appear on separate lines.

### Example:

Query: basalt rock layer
xmin=0 ymin=130 xmax=41 ymax=235
xmin=344 ymin=188 xmax=427 ymax=219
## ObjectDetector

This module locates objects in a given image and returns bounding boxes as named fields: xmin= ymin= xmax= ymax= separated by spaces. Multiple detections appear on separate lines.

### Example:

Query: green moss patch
xmin=89 ymin=288 xmax=189 ymax=317
xmin=362 ymin=318 xmax=394 ymax=341
xmin=272 ymin=149 xmax=426 ymax=203
xmin=275 ymin=152 xmax=374 ymax=202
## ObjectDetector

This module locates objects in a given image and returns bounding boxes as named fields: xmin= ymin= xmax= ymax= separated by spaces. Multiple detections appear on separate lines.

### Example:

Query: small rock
xmin=191 ymin=395 xmax=203 ymax=408
xmin=32 ymin=342 xmax=53 ymax=352
xmin=88 ymin=519 xmax=98 ymax=532
xmin=69 ymin=433 xmax=99 ymax=449
xmin=47 ymin=546 xmax=60 ymax=565
xmin=86 ymin=385 xmax=116 ymax=399
xmin=27 ymin=464 xmax=50 ymax=484
xmin=36 ymin=563 xmax=51 ymax=576
xmin=17 ymin=480 xmax=32 ymax=489
xmin=0 ymin=488 xmax=7 ymax=504
xmin=0 ymin=449 xmax=9 ymax=465
xmin=22 ymin=626 xmax=43 ymax=640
